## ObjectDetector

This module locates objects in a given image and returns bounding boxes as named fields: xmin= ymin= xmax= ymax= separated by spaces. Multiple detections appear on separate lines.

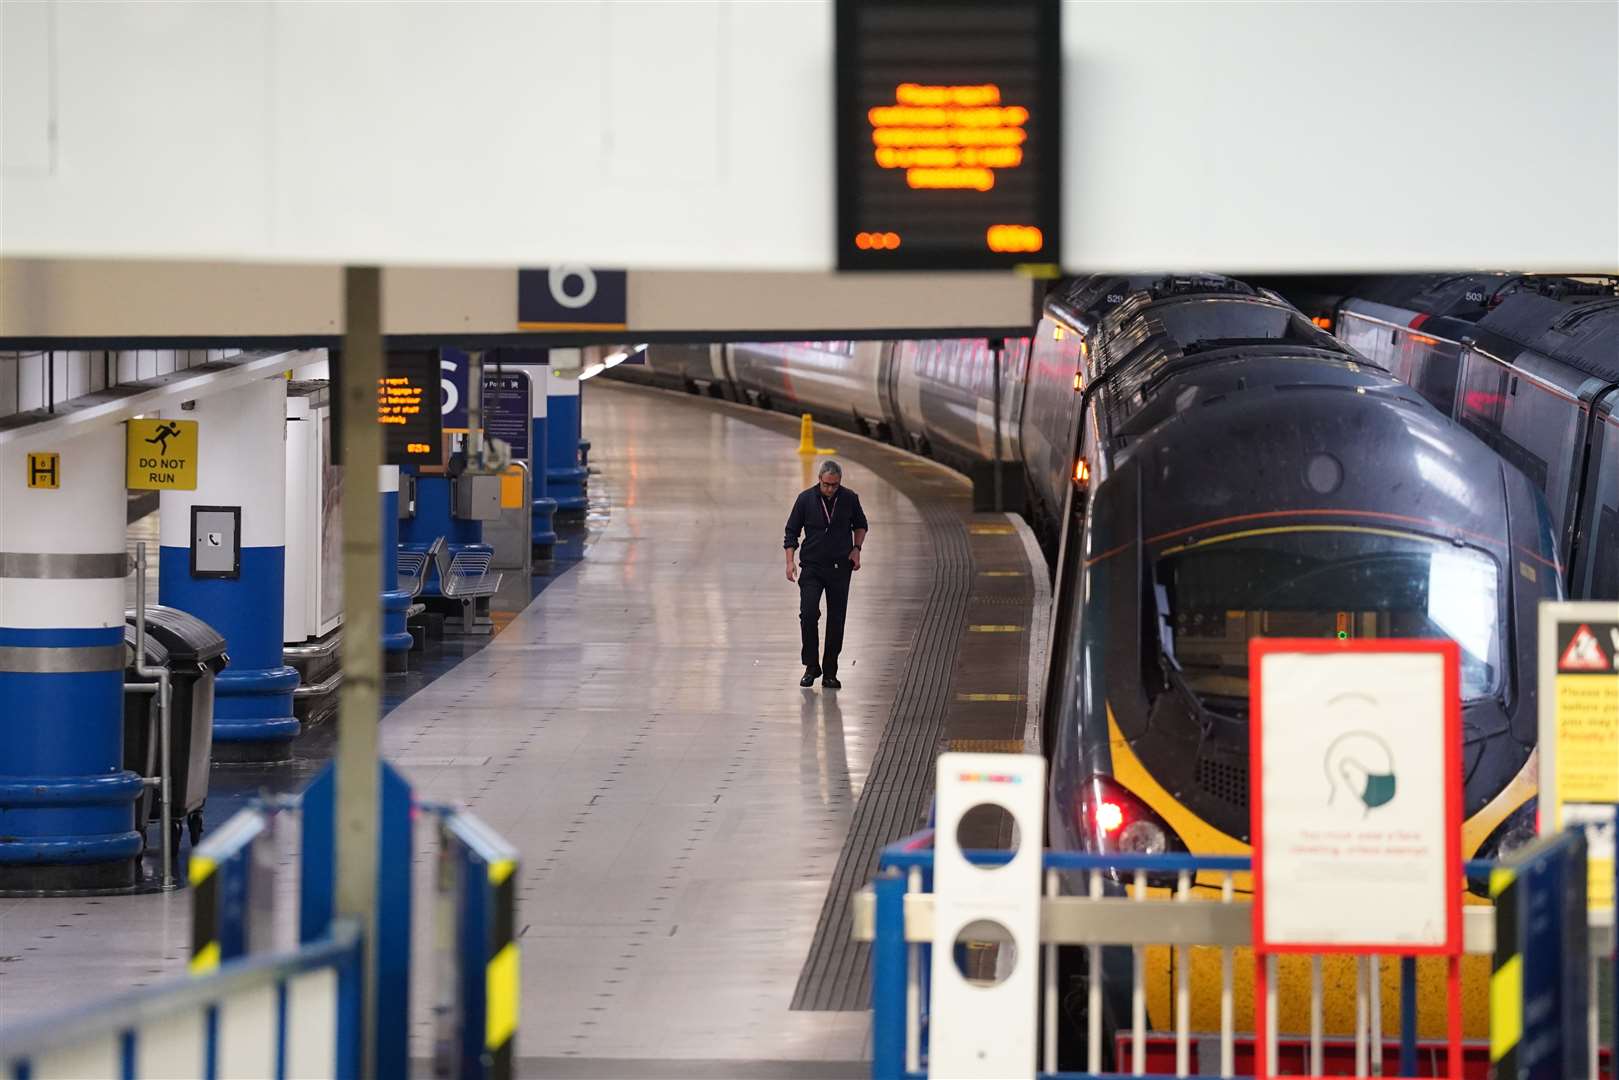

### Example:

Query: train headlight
xmin=1080 ymin=776 xmax=1189 ymax=885
xmin=1118 ymin=820 xmax=1167 ymax=855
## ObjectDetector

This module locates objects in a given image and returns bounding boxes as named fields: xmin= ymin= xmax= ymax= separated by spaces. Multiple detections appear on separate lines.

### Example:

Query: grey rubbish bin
xmin=123 ymin=606 xmax=229 ymax=854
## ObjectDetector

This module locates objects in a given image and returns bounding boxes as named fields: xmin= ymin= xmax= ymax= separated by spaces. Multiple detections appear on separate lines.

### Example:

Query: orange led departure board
xmin=379 ymin=349 xmax=443 ymax=465
xmin=837 ymin=0 xmax=1060 ymax=272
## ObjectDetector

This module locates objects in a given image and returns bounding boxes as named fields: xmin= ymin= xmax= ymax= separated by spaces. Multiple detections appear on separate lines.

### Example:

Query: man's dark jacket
xmin=784 ymin=486 xmax=869 ymax=566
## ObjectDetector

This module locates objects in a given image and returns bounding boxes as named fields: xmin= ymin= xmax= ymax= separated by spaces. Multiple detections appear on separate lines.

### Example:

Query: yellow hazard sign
xmin=1540 ymin=600 xmax=1619 ymax=909
xmin=126 ymin=418 xmax=198 ymax=490
xmin=25 ymin=452 xmax=60 ymax=489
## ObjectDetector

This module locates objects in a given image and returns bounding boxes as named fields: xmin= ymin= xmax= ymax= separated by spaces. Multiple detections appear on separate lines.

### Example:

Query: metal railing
xmin=427 ymin=805 xmax=522 ymax=1080
xmin=188 ymin=798 xmax=299 ymax=976
xmin=854 ymin=829 xmax=1614 ymax=1079
xmin=0 ymin=919 xmax=363 ymax=1080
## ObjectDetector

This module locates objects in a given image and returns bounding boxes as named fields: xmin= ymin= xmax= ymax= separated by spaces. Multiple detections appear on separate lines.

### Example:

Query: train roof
xmin=1128 ymin=378 xmax=1517 ymax=549
xmin=1345 ymin=273 xmax=1617 ymax=322
xmin=1056 ymin=277 xmax=1366 ymax=444
xmin=1471 ymin=292 xmax=1619 ymax=385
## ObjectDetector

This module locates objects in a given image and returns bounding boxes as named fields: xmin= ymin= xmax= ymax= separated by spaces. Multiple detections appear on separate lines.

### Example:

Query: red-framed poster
xmin=1249 ymin=637 xmax=1464 ymax=1079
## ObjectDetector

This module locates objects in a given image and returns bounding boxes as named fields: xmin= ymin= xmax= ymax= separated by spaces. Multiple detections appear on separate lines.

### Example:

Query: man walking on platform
xmin=784 ymin=460 xmax=868 ymax=688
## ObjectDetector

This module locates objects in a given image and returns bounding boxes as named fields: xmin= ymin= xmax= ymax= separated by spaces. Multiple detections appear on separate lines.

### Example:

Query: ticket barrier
xmin=856 ymin=825 xmax=1613 ymax=1079
xmin=0 ymin=764 xmax=521 ymax=1080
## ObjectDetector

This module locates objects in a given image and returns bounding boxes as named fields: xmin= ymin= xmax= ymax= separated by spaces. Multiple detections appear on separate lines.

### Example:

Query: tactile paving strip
xmin=790 ymin=498 xmax=973 ymax=1011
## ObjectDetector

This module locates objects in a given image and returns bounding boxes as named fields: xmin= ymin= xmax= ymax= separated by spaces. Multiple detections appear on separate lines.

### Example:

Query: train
xmin=606 ymin=271 xmax=1575 ymax=1055
xmin=1289 ymin=273 xmax=1617 ymax=602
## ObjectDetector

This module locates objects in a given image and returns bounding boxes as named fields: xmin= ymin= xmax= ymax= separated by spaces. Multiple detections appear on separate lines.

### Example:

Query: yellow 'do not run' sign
xmin=126 ymin=418 xmax=198 ymax=491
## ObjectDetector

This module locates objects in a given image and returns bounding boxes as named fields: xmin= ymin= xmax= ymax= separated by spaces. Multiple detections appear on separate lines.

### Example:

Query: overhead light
xmin=578 ymin=362 xmax=608 ymax=380
xmin=602 ymin=351 xmax=630 ymax=368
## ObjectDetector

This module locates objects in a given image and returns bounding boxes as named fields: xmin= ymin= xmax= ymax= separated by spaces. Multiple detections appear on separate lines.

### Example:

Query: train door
xmin=892 ymin=340 xmax=927 ymax=451
xmin=877 ymin=340 xmax=902 ymax=441
xmin=1455 ymin=349 xmax=1582 ymax=558
xmin=1570 ymin=386 xmax=1619 ymax=599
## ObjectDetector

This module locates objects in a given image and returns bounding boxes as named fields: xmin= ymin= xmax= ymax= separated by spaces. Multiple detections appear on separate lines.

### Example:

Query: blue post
xmin=545 ymin=370 xmax=587 ymax=514
xmin=375 ymin=764 xmax=413 ymax=1079
xmin=1400 ymin=955 xmax=1417 ymax=1075
xmin=379 ymin=469 xmax=412 ymax=670
xmin=159 ymin=378 xmax=299 ymax=762
xmin=872 ymin=872 xmax=908 ymax=1080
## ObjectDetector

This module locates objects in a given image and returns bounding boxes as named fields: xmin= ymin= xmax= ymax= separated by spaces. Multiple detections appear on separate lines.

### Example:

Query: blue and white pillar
xmin=0 ymin=427 xmax=143 ymax=890
xmin=512 ymin=362 xmax=558 ymax=554
xmin=379 ymin=465 xmax=413 ymax=672
xmin=160 ymin=379 xmax=299 ymax=762
xmin=546 ymin=350 xmax=587 ymax=514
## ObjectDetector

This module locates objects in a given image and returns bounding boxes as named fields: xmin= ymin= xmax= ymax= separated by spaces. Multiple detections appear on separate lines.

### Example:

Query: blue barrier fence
xmin=429 ymin=806 xmax=521 ymax=1080
xmin=0 ymin=919 xmax=363 ymax=1080
xmin=0 ymin=762 xmax=520 ymax=1080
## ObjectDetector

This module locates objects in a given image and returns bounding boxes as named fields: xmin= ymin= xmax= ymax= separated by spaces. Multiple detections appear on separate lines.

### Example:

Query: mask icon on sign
xmin=1324 ymin=730 xmax=1397 ymax=816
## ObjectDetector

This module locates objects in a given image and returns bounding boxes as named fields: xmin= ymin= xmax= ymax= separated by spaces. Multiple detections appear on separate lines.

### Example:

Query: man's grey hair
xmin=818 ymin=459 xmax=843 ymax=480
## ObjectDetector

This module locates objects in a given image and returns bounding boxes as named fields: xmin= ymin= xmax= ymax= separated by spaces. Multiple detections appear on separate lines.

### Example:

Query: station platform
xmin=0 ymin=379 xmax=1048 ymax=1076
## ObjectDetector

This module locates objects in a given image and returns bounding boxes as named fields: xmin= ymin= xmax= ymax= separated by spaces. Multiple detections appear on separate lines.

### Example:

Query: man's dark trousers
xmin=799 ymin=561 xmax=852 ymax=676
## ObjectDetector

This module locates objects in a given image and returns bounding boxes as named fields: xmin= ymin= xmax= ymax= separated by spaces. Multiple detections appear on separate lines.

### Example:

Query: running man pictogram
xmin=145 ymin=421 xmax=184 ymax=456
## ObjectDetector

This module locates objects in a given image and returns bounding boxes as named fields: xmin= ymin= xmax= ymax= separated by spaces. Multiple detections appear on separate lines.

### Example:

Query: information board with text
xmin=379 ymin=350 xmax=443 ymax=466
xmin=1538 ymin=599 xmax=1619 ymax=909
xmin=835 ymin=0 xmax=1061 ymax=272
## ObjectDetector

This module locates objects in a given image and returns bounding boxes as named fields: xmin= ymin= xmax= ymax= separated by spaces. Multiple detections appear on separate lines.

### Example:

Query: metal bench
xmin=397 ymin=548 xmax=429 ymax=599
xmin=433 ymin=542 xmax=501 ymax=634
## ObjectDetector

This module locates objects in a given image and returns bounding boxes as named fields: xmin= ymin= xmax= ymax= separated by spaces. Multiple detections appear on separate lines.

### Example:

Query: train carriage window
xmin=1152 ymin=527 xmax=1503 ymax=703
xmin=1338 ymin=312 xmax=1396 ymax=370
xmin=1406 ymin=335 xmax=1464 ymax=416
xmin=1456 ymin=350 xmax=1561 ymax=501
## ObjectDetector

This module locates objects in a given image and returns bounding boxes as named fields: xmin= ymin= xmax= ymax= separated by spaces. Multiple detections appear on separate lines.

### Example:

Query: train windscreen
xmin=1154 ymin=527 xmax=1502 ymax=702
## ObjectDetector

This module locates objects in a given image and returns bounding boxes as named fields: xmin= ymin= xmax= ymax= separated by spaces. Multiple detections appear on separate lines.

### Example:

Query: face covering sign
xmin=1250 ymin=639 xmax=1462 ymax=953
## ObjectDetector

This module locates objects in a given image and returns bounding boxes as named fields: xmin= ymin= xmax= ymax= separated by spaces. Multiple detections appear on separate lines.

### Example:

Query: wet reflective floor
xmin=2 ymin=382 xmax=1045 ymax=1080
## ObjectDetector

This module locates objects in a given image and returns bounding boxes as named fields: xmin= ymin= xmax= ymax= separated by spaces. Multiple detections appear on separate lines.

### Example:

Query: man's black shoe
xmin=822 ymin=674 xmax=842 ymax=689
xmin=800 ymin=667 xmax=821 ymax=687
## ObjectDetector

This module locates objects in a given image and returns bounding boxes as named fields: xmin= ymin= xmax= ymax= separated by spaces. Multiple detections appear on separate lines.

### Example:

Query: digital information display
xmin=379 ymin=349 xmax=444 ymax=466
xmin=836 ymin=0 xmax=1061 ymax=272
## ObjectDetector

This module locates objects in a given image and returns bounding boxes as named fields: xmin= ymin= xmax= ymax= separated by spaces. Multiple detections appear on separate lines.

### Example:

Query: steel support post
xmin=338 ymin=266 xmax=383 ymax=1073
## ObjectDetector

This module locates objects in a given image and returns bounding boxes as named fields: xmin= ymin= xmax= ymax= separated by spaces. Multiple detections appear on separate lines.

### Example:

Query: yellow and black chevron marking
xmin=486 ymin=857 xmax=519 ymax=1079
xmin=190 ymin=855 xmax=220 ymax=975
xmin=1489 ymin=866 xmax=1521 ymax=1079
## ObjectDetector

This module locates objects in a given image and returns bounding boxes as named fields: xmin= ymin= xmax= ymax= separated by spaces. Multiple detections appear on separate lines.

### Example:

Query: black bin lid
xmin=121 ymin=623 xmax=170 ymax=667
xmin=124 ymin=605 xmax=228 ymax=664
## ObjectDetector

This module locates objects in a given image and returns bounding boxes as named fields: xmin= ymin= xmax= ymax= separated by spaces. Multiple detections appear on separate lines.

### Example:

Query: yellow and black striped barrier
xmin=486 ymin=856 xmax=519 ymax=1079
xmin=1488 ymin=866 xmax=1522 ymax=1079
xmin=189 ymin=854 xmax=221 ymax=975
xmin=1488 ymin=828 xmax=1589 ymax=1080
xmin=187 ymin=811 xmax=272 ymax=977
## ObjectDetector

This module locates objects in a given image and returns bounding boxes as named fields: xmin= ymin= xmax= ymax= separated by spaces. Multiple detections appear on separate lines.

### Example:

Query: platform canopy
xmin=1 ymin=1 xmax=1615 ymax=273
